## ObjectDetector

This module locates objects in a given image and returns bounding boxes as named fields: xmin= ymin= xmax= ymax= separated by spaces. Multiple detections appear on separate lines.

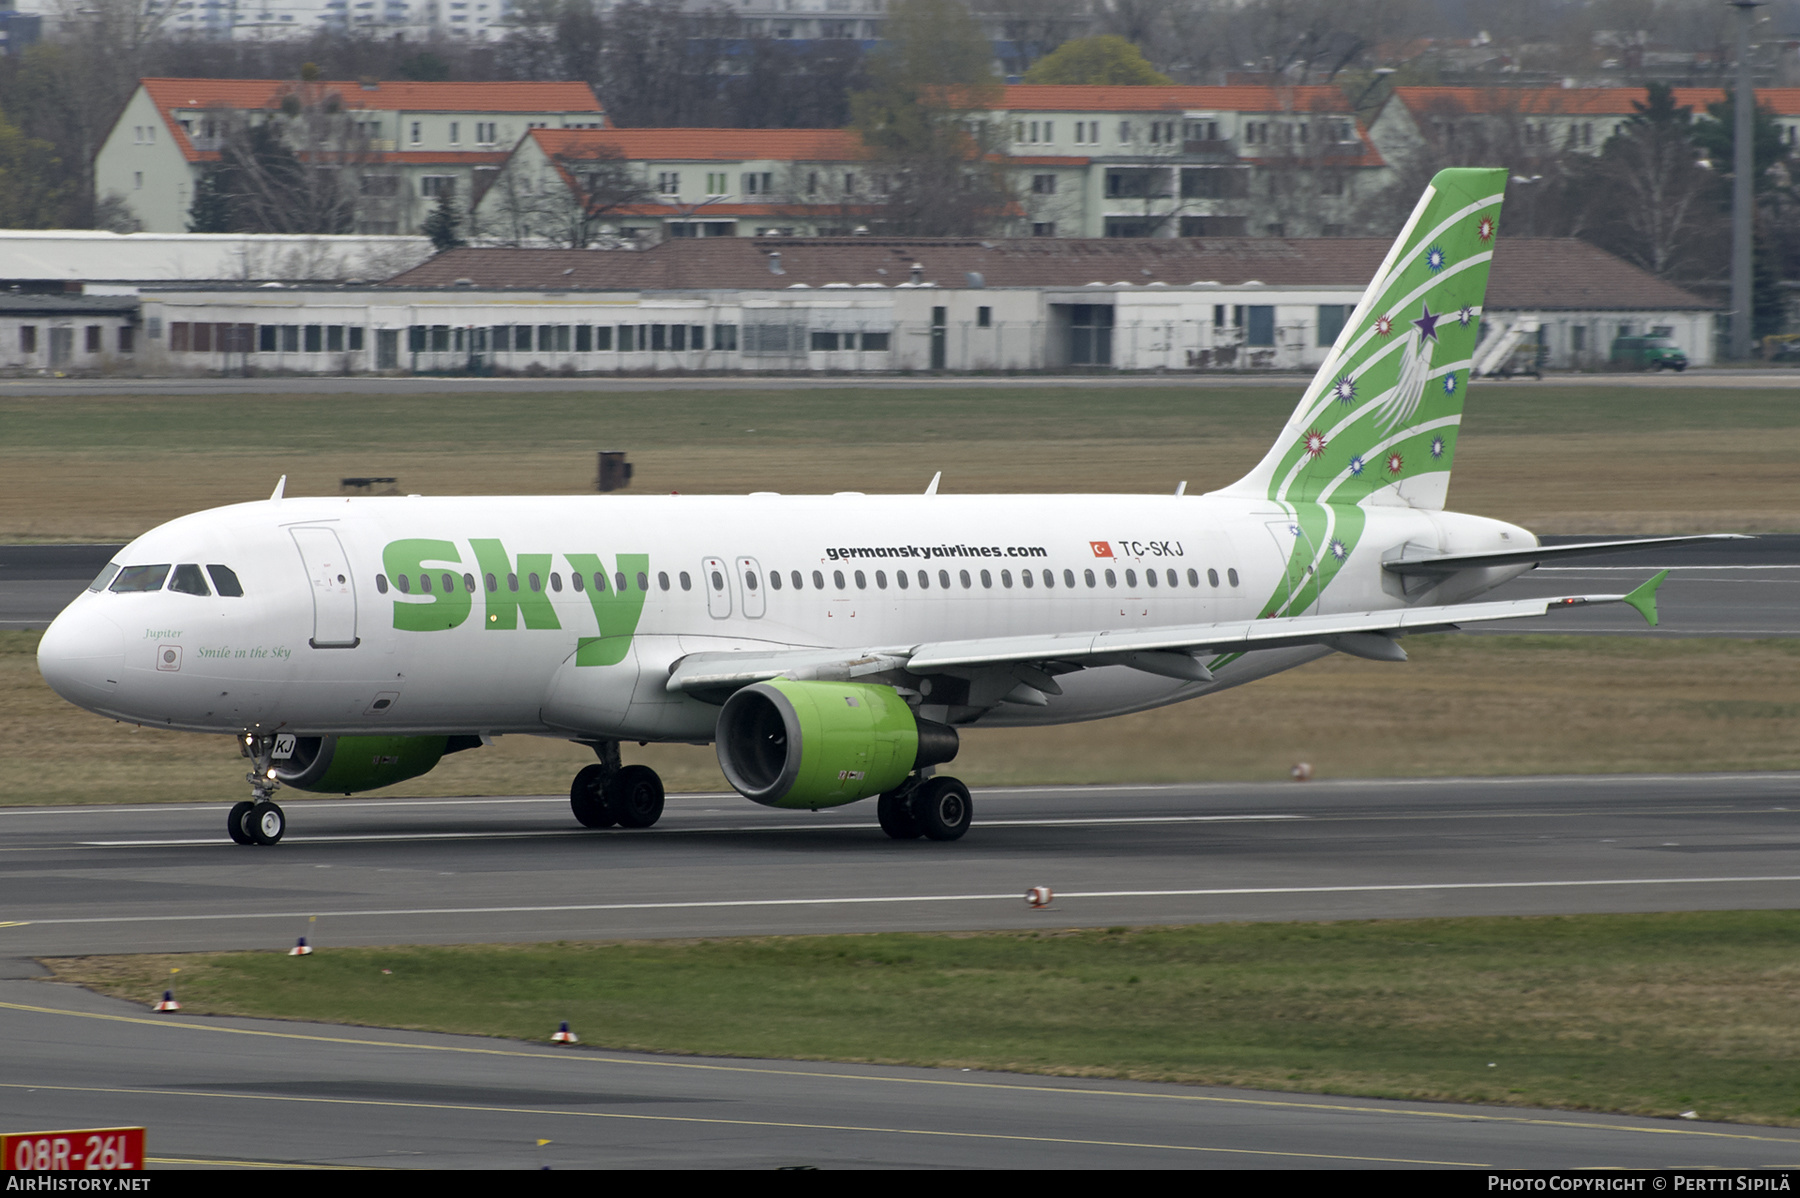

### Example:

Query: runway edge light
xmin=1026 ymin=886 xmax=1052 ymax=909
xmin=289 ymin=936 xmax=313 ymax=956
xmin=551 ymin=1021 xmax=578 ymax=1044
xmin=153 ymin=990 xmax=179 ymax=1012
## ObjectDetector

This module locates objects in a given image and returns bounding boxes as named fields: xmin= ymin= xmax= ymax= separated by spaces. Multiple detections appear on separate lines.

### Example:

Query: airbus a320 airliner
xmin=38 ymin=169 xmax=1719 ymax=846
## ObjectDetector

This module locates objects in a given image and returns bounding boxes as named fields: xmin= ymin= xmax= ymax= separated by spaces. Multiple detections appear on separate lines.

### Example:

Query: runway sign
xmin=2 ymin=1128 xmax=144 ymax=1171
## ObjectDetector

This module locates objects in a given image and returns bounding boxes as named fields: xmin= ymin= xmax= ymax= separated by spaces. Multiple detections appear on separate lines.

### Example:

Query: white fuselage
xmin=36 ymin=491 xmax=1533 ymax=743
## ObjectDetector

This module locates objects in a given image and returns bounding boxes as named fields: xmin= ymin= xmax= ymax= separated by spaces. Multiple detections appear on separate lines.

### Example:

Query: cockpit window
xmin=88 ymin=563 xmax=121 ymax=593
xmin=109 ymin=564 xmax=170 ymax=593
xmin=207 ymin=565 xmax=244 ymax=597
xmin=169 ymin=564 xmax=211 ymax=596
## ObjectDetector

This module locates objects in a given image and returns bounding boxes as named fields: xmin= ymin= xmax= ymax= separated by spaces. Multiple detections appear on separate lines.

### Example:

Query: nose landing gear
xmin=229 ymin=733 xmax=287 ymax=846
xmin=570 ymin=741 xmax=666 ymax=830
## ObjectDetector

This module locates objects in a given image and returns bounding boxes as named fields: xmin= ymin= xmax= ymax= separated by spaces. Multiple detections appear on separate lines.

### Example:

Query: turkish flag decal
xmin=1090 ymin=541 xmax=1114 ymax=558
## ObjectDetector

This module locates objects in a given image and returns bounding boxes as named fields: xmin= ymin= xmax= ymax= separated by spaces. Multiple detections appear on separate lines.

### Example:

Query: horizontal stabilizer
xmin=1383 ymin=534 xmax=1750 ymax=576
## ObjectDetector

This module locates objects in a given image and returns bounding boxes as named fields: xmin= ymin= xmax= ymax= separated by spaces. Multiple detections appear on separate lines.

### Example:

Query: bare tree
xmin=482 ymin=143 xmax=657 ymax=247
xmin=202 ymin=83 xmax=383 ymax=235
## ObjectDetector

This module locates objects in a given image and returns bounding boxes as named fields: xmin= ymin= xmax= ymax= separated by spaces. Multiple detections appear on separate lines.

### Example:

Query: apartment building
xmin=475 ymin=85 xmax=1391 ymax=244
xmin=1369 ymin=85 xmax=1800 ymax=165
xmin=95 ymin=77 xmax=605 ymax=234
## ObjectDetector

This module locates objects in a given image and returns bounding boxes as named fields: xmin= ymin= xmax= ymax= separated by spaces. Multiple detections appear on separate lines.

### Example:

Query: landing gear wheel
xmin=877 ymin=788 xmax=922 ymax=840
xmin=570 ymin=764 xmax=618 ymax=829
xmin=915 ymin=777 xmax=972 ymax=842
xmin=247 ymin=801 xmax=286 ymax=846
xmin=607 ymin=765 xmax=665 ymax=829
xmin=227 ymin=800 xmax=256 ymax=845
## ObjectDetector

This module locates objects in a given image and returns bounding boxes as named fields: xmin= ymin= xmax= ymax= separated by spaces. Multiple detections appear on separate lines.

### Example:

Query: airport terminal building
xmin=4 ymin=235 xmax=1715 ymax=377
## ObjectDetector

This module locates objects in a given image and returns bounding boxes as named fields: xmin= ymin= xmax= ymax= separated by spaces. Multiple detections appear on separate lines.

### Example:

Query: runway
xmin=4 ymin=775 xmax=1797 ymax=955
xmin=4 ymin=535 xmax=1797 ymax=634
xmin=3 ymin=775 xmax=1799 ymax=1169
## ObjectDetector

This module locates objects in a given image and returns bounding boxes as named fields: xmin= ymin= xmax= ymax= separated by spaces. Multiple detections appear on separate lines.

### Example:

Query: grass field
xmin=45 ymin=912 xmax=1800 ymax=1126
xmin=2 ymin=383 xmax=1795 ymax=541
xmin=7 ymin=628 xmax=1798 ymax=804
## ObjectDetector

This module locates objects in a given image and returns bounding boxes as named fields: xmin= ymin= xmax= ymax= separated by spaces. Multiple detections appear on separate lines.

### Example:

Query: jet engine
xmin=714 ymin=680 xmax=959 ymax=809
xmin=271 ymin=734 xmax=482 ymax=795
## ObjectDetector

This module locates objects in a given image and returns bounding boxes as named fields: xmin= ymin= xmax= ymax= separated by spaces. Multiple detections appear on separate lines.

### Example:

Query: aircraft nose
xmin=37 ymin=605 xmax=125 ymax=710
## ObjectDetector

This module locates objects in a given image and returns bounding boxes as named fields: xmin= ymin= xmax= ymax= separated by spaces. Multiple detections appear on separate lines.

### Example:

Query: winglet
xmin=270 ymin=475 xmax=287 ymax=501
xmin=1622 ymin=569 xmax=1670 ymax=627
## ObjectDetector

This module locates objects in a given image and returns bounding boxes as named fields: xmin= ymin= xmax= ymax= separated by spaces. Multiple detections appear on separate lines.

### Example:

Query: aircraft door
xmin=736 ymin=556 xmax=766 ymax=618
xmin=1264 ymin=519 xmax=1321 ymax=617
xmin=290 ymin=526 xmax=360 ymax=648
xmin=701 ymin=556 xmax=732 ymax=619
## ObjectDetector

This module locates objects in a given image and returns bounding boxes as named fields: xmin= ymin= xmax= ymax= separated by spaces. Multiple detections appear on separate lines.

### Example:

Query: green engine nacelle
xmin=714 ymin=680 xmax=959 ymax=809
xmin=272 ymin=734 xmax=481 ymax=795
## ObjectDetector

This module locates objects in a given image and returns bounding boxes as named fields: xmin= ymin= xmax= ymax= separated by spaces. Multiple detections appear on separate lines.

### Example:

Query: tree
xmin=485 ymin=142 xmax=657 ymax=247
xmin=201 ymin=82 xmax=384 ymax=235
xmin=594 ymin=0 xmax=732 ymax=127
xmin=0 ymin=107 xmax=70 ymax=228
xmin=849 ymin=0 xmax=1011 ymax=237
xmin=186 ymin=166 xmax=233 ymax=234
xmin=422 ymin=189 xmax=465 ymax=251
xmin=1022 ymin=36 xmax=1171 ymax=86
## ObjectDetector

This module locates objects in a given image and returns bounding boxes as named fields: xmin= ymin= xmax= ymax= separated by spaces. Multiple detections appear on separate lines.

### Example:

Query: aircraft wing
xmin=666 ymin=572 xmax=1669 ymax=701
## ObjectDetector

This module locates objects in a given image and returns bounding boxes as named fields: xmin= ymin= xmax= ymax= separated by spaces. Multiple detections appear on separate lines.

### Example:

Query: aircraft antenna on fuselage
xmin=269 ymin=475 xmax=286 ymax=501
xmin=924 ymin=471 xmax=941 ymax=496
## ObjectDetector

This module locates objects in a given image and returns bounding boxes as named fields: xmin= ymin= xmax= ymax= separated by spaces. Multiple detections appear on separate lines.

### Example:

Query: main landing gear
xmin=228 ymin=734 xmax=287 ymax=846
xmin=569 ymin=741 xmax=666 ymax=830
xmin=877 ymin=774 xmax=973 ymax=842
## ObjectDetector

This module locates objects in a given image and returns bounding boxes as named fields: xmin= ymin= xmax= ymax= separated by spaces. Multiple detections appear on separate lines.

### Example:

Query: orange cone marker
xmin=153 ymin=989 xmax=180 ymax=1012
xmin=1026 ymin=886 xmax=1053 ymax=909
xmin=289 ymin=936 xmax=313 ymax=956
xmin=551 ymin=1021 xmax=578 ymax=1044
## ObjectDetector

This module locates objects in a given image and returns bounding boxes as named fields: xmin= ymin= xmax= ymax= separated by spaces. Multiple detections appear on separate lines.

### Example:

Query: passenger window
xmin=875 ymin=570 xmax=887 ymax=589
xmin=636 ymin=572 xmax=648 ymax=591
xmin=833 ymin=570 xmax=845 ymax=590
xmin=1042 ymin=569 xmax=1054 ymax=589
xmin=1187 ymin=569 xmax=1199 ymax=587
xmin=1001 ymin=569 xmax=1012 ymax=588
xmin=507 ymin=573 xmax=519 ymax=592
xmin=897 ymin=570 xmax=909 ymax=590
xmin=1063 ymin=569 xmax=1075 ymax=588
xmin=1106 ymin=569 xmax=1117 ymax=587
xmin=1084 ymin=569 xmax=1096 ymax=588
xmin=1125 ymin=569 xmax=1137 ymax=587
xmin=710 ymin=570 xmax=723 ymax=591
xmin=918 ymin=570 xmax=930 ymax=590
xmin=528 ymin=573 xmax=541 ymax=592
xmin=1208 ymin=568 xmax=1220 ymax=587
xmin=746 ymin=570 xmax=759 ymax=591
xmin=659 ymin=572 xmax=670 ymax=591
xmin=1021 ymin=570 xmax=1034 ymax=589
xmin=616 ymin=572 xmax=628 ymax=592
xmin=680 ymin=572 xmax=693 ymax=591
xmin=420 ymin=573 xmax=433 ymax=592
xmin=980 ymin=569 xmax=991 ymax=588
xmin=109 ymin=564 xmax=170 ymax=592
xmin=207 ymin=564 xmax=244 ymax=597
xmin=462 ymin=573 xmax=476 ymax=593
xmin=376 ymin=574 xmax=390 ymax=594
xmin=1228 ymin=568 xmax=1239 ymax=587
xmin=549 ymin=572 xmax=562 ymax=592
xmin=89 ymin=563 xmax=121 ymax=592
xmin=396 ymin=574 xmax=412 ymax=594
xmin=592 ymin=572 xmax=606 ymax=592
xmin=1167 ymin=569 xmax=1178 ymax=588
xmin=769 ymin=571 xmax=782 ymax=591
xmin=959 ymin=570 xmax=971 ymax=589
xmin=938 ymin=569 xmax=950 ymax=589
xmin=443 ymin=572 xmax=457 ymax=593
xmin=1146 ymin=569 xmax=1158 ymax=588
xmin=486 ymin=572 xmax=499 ymax=592
xmin=573 ymin=572 xmax=586 ymax=593
xmin=789 ymin=571 xmax=802 ymax=590
xmin=813 ymin=570 xmax=825 ymax=589
xmin=169 ymin=563 xmax=210 ymax=596
xmin=854 ymin=570 xmax=866 ymax=589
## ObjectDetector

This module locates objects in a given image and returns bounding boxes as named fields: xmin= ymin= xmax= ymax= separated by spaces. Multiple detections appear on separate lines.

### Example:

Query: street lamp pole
xmin=1729 ymin=0 xmax=1763 ymax=360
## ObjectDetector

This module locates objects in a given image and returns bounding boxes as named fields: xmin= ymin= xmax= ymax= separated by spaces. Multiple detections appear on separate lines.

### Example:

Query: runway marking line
xmin=2 ymin=1002 xmax=1798 ymax=1154
xmin=0 ymin=1079 xmax=1477 ymax=1167
xmin=9 ymin=875 xmax=1800 ymax=927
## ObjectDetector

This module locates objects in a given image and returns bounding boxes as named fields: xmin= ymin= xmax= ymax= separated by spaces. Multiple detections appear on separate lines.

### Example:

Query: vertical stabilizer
xmin=1219 ymin=168 xmax=1507 ymax=514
